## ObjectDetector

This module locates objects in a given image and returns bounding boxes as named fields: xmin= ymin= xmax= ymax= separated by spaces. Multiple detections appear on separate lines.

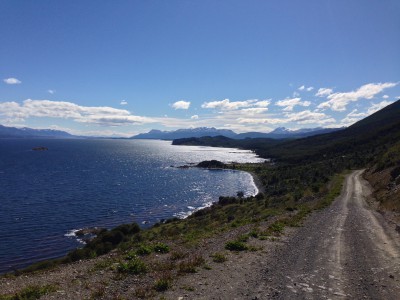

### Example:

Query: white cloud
xmin=237 ymin=117 xmax=285 ymax=125
xmin=3 ymin=77 xmax=21 ymax=85
xmin=202 ymin=99 xmax=253 ymax=110
xmin=382 ymin=95 xmax=389 ymax=99
xmin=190 ymin=115 xmax=199 ymax=119
xmin=48 ymin=89 xmax=55 ymax=94
xmin=240 ymin=107 xmax=269 ymax=114
xmin=298 ymin=85 xmax=313 ymax=92
xmin=339 ymin=100 xmax=393 ymax=127
xmin=171 ymin=100 xmax=190 ymax=110
xmin=254 ymin=99 xmax=271 ymax=107
xmin=120 ymin=100 xmax=128 ymax=105
xmin=367 ymin=100 xmax=393 ymax=115
xmin=347 ymin=109 xmax=367 ymax=118
xmin=315 ymin=88 xmax=333 ymax=97
xmin=275 ymin=97 xmax=311 ymax=111
xmin=317 ymin=82 xmax=398 ymax=111
xmin=0 ymin=99 xmax=155 ymax=126
xmin=201 ymin=98 xmax=270 ymax=111
xmin=285 ymin=110 xmax=335 ymax=125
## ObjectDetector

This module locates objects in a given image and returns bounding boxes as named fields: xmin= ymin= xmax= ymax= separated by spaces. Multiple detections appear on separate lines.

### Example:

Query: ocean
xmin=0 ymin=138 xmax=264 ymax=273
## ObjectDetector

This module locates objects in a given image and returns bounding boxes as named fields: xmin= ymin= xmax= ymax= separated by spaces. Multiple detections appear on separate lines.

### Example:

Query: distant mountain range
xmin=0 ymin=124 xmax=342 ymax=140
xmin=131 ymin=126 xmax=342 ymax=140
xmin=0 ymin=124 xmax=74 ymax=138
xmin=131 ymin=127 xmax=237 ymax=140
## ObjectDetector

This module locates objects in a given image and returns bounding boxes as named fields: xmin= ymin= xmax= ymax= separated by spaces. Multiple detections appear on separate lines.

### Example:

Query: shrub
xmin=117 ymin=257 xmax=147 ymax=274
xmin=178 ymin=255 xmax=204 ymax=273
xmin=255 ymin=192 xmax=264 ymax=200
xmin=153 ymin=243 xmax=170 ymax=254
xmin=218 ymin=196 xmax=238 ymax=206
xmin=268 ymin=221 xmax=285 ymax=235
xmin=153 ymin=273 xmax=173 ymax=292
xmin=211 ymin=252 xmax=227 ymax=263
xmin=170 ymin=251 xmax=186 ymax=260
xmin=225 ymin=241 xmax=248 ymax=251
xmin=0 ymin=284 xmax=57 ymax=300
xmin=136 ymin=244 xmax=152 ymax=256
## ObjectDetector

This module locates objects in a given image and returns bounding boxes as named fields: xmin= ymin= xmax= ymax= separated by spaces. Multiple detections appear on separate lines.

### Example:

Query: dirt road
xmin=260 ymin=170 xmax=400 ymax=299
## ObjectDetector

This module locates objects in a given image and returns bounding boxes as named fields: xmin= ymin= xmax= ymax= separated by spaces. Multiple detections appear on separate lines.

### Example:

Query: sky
xmin=0 ymin=0 xmax=399 ymax=137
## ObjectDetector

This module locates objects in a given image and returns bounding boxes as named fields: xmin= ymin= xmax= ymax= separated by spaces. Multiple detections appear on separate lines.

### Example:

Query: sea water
xmin=0 ymin=138 xmax=264 ymax=273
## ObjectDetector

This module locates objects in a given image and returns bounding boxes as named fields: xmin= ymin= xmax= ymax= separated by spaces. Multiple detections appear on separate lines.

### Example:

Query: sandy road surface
xmin=259 ymin=170 xmax=400 ymax=299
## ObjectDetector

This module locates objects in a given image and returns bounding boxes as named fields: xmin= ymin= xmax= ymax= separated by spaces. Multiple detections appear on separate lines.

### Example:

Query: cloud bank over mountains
xmin=0 ymin=81 xmax=398 ymax=136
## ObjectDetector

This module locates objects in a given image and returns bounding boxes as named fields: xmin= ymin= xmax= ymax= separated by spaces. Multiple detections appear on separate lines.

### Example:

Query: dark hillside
xmin=264 ymin=100 xmax=400 ymax=163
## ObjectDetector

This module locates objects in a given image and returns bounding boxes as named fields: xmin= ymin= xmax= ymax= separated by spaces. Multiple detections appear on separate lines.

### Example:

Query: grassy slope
xmin=2 ymin=101 xmax=399 ymax=297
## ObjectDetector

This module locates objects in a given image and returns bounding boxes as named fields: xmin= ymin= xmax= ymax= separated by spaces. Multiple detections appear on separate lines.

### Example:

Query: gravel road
xmin=259 ymin=170 xmax=400 ymax=299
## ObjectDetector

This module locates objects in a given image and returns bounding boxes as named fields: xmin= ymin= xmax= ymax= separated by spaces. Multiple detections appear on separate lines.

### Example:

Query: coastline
xmin=248 ymin=171 xmax=265 ymax=195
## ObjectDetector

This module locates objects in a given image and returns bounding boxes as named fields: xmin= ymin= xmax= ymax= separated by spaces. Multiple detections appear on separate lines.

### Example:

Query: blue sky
xmin=0 ymin=0 xmax=399 ymax=137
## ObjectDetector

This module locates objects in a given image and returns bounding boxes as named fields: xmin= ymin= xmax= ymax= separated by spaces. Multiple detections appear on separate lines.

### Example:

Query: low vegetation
xmin=0 ymin=284 xmax=57 ymax=300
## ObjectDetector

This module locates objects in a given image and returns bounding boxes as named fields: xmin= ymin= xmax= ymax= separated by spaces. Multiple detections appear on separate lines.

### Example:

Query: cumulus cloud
xmin=285 ymin=110 xmax=335 ymax=125
xmin=120 ymin=100 xmax=128 ymax=105
xmin=3 ymin=77 xmax=21 ymax=85
xmin=298 ymin=85 xmax=313 ymax=92
xmin=171 ymin=100 xmax=190 ymax=110
xmin=48 ymin=89 xmax=55 ymax=94
xmin=275 ymin=97 xmax=311 ymax=111
xmin=190 ymin=115 xmax=199 ymax=119
xmin=367 ymin=100 xmax=393 ymax=115
xmin=315 ymin=88 xmax=333 ymax=97
xmin=339 ymin=100 xmax=393 ymax=126
xmin=254 ymin=100 xmax=271 ymax=107
xmin=202 ymin=99 xmax=252 ymax=110
xmin=0 ymin=99 xmax=154 ymax=126
xmin=201 ymin=98 xmax=270 ymax=110
xmin=237 ymin=117 xmax=285 ymax=125
xmin=240 ymin=107 xmax=269 ymax=114
xmin=317 ymin=82 xmax=398 ymax=111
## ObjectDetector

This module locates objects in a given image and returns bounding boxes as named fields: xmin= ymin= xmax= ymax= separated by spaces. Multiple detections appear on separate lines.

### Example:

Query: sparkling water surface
xmin=0 ymin=139 xmax=263 ymax=273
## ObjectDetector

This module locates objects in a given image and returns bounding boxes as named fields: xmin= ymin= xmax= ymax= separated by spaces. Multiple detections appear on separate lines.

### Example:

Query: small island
xmin=196 ymin=160 xmax=227 ymax=169
xmin=32 ymin=146 xmax=48 ymax=151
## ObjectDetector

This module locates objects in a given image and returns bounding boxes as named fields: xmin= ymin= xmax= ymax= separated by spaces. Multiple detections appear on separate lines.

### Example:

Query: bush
xmin=136 ymin=244 xmax=152 ymax=256
xmin=0 ymin=284 xmax=57 ymax=300
xmin=114 ymin=223 xmax=141 ymax=235
xmin=153 ymin=243 xmax=170 ymax=254
xmin=117 ymin=257 xmax=147 ymax=274
xmin=268 ymin=221 xmax=285 ymax=235
xmin=211 ymin=252 xmax=227 ymax=263
xmin=170 ymin=251 xmax=186 ymax=260
xmin=225 ymin=241 xmax=248 ymax=251
xmin=218 ymin=196 xmax=238 ymax=206
xmin=178 ymin=255 xmax=205 ymax=273
xmin=153 ymin=273 xmax=172 ymax=292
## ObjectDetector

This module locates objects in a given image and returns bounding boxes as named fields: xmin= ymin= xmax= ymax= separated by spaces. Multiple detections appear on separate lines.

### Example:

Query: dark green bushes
xmin=225 ymin=240 xmax=248 ymax=251
xmin=67 ymin=222 xmax=141 ymax=262
xmin=117 ymin=257 xmax=147 ymax=274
